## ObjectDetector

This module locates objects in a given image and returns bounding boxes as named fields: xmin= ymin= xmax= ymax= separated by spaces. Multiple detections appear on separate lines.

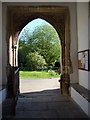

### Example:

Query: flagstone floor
xmin=13 ymin=89 xmax=89 ymax=119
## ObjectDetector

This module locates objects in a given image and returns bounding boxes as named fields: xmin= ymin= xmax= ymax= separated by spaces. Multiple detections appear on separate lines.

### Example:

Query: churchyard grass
xmin=19 ymin=71 xmax=60 ymax=79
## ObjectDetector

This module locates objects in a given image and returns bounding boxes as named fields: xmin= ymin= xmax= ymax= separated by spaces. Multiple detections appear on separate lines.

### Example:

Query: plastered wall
xmin=77 ymin=2 xmax=89 ymax=90
xmin=2 ymin=2 xmax=78 ymax=85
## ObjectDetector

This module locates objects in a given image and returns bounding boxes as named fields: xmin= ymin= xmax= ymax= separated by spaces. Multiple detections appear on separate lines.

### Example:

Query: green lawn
xmin=19 ymin=71 xmax=60 ymax=79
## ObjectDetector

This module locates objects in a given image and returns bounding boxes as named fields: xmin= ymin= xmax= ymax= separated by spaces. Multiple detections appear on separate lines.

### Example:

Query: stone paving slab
xmin=14 ymin=89 xmax=89 ymax=119
xmin=15 ymin=110 xmax=58 ymax=118
xmin=21 ymin=89 xmax=70 ymax=103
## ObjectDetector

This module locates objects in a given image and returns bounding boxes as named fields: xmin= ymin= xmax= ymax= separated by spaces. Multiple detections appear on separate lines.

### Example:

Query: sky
xmin=18 ymin=18 xmax=50 ymax=39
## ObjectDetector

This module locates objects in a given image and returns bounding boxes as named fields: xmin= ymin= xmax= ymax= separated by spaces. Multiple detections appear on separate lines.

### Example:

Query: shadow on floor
xmin=2 ymin=89 xmax=90 ymax=120
xmin=20 ymin=88 xmax=61 ymax=97
xmin=15 ymin=89 xmax=89 ymax=119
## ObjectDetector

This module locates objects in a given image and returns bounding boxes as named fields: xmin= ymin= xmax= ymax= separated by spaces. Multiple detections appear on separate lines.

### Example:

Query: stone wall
xmin=2 ymin=2 xmax=78 ymax=86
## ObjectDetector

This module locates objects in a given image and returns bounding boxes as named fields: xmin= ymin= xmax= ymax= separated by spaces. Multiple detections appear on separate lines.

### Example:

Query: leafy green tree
xmin=26 ymin=52 xmax=46 ymax=71
xmin=19 ymin=24 xmax=60 ymax=69
xmin=18 ymin=40 xmax=29 ymax=66
xmin=28 ymin=25 xmax=60 ymax=64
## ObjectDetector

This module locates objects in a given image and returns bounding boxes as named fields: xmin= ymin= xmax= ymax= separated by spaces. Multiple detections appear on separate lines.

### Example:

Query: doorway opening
xmin=16 ymin=18 xmax=61 ymax=94
xmin=7 ymin=6 xmax=73 ymax=96
xmin=7 ymin=6 xmax=73 ymax=97
xmin=6 ymin=7 xmax=73 ymax=115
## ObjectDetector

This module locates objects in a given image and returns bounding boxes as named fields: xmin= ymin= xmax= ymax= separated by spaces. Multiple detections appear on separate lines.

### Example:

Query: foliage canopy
xmin=19 ymin=23 xmax=60 ymax=70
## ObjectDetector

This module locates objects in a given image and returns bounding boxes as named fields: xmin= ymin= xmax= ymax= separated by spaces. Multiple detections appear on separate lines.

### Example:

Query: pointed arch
xmin=7 ymin=6 xmax=73 ymax=96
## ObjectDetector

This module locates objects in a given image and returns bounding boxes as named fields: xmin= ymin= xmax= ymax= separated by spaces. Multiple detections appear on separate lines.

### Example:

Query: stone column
xmin=60 ymin=9 xmax=73 ymax=96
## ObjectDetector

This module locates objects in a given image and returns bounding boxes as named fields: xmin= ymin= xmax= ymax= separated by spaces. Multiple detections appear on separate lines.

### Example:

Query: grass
xmin=19 ymin=71 xmax=60 ymax=79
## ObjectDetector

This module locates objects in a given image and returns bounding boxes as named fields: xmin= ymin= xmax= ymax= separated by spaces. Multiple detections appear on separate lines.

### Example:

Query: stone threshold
xmin=71 ymin=83 xmax=90 ymax=102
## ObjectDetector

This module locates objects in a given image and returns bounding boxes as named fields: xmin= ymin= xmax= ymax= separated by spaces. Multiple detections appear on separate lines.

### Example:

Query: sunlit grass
xmin=19 ymin=71 xmax=60 ymax=79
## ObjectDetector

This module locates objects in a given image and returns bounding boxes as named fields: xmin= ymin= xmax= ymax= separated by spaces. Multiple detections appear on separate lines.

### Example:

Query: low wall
xmin=71 ymin=87 xmax=90 ymax=117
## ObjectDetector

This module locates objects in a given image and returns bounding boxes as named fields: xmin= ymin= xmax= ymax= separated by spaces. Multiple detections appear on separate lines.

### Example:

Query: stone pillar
xmin=60 ymin=73 xmax=70 ymax=95
xmin=60 ymin=9 xmax=73 ymax=96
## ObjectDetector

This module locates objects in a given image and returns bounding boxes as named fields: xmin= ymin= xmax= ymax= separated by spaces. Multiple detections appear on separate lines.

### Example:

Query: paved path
xmin=15 ymin=89 xmax=89 ymax=119
xmin=20 ymin=78 xmax=60 ymax=93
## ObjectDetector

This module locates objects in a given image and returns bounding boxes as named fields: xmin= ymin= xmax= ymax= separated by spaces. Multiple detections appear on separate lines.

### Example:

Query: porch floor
xmin=13 ymin=89 xmax=89 ymax=119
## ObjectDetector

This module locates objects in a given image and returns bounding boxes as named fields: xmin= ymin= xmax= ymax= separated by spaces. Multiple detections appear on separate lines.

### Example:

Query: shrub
xmin=26 ymin=52 xmax=46 ymax=71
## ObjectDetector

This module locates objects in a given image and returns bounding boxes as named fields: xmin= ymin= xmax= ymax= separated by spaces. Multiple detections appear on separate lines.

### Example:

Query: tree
xmin=19 ymin=24 xmax=60 ymax=69
xmin=18 ymin=40 xmax=29 ymax=66
xmin=26 ymin=52 xmax=46 ymax=71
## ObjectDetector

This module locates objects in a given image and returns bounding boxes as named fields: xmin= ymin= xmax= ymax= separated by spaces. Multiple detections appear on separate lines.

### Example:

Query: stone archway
xmin=6 ymin=6 xmax=73 ymax=96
